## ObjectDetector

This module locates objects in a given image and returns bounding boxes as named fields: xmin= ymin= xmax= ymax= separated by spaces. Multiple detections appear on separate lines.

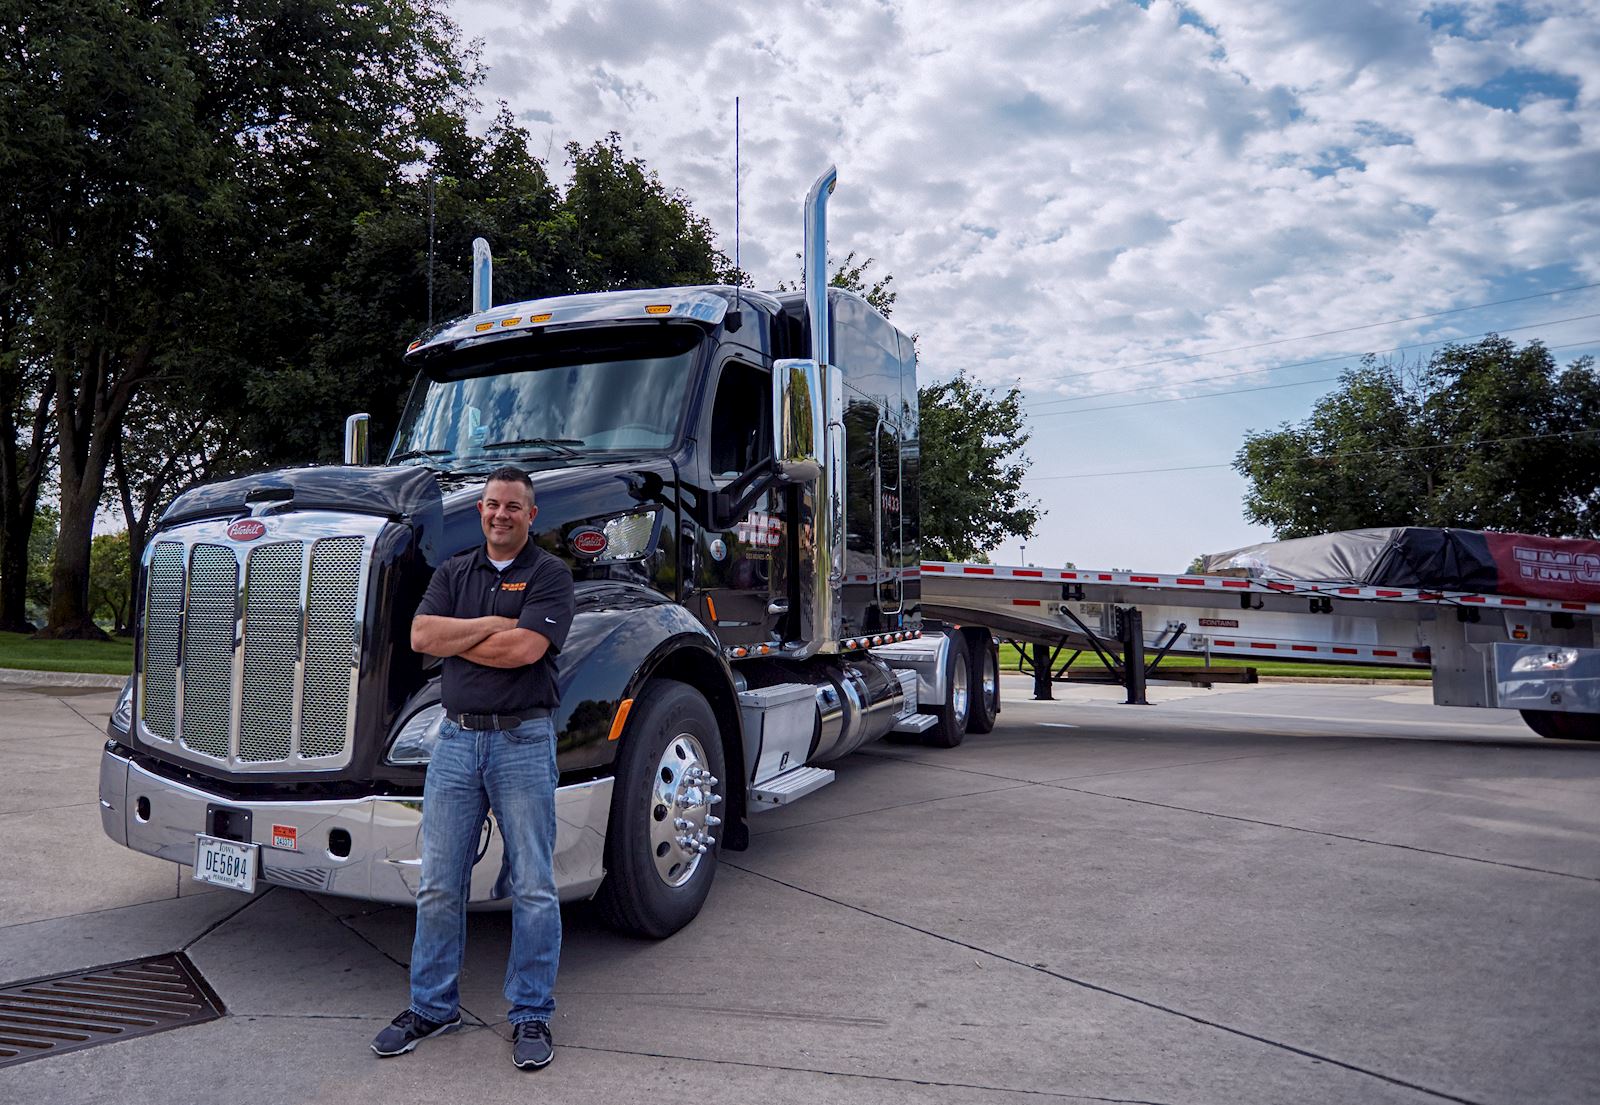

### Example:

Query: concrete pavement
xmin=1 ymin=674 xmax=1596 ymax=1104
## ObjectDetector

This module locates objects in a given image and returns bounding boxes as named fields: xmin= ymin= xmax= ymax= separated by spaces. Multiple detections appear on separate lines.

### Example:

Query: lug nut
xmin=705 ymin=815 xmax=722 ymax=827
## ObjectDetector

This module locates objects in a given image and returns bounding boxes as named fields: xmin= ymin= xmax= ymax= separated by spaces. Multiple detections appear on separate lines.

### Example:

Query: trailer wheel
xmin=966 ymin=636 xmax=999 ymax=735
xmin=926 ymin=635 xmax=970 ymax=748
xmin=596 ymin=680 xmax=725 ymax=938
xmin=1520 ymin=709 xmax=1600 ymax=742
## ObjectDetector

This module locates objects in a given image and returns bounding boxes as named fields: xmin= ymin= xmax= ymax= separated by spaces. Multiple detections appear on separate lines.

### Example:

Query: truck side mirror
xmin=773 ymin=359 xmax=822 ymax=483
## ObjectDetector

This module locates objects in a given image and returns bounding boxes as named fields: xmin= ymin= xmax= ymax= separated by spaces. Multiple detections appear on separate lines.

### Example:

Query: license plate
xmin=194 ymin=833 xmax=258 ymax=893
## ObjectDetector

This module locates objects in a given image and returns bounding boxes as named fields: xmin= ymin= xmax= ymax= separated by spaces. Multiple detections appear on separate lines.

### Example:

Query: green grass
xmin=995 ymin=642 xmax=1429 ymax=681
xmin=0 ymin=631 xmax=134 ymax=676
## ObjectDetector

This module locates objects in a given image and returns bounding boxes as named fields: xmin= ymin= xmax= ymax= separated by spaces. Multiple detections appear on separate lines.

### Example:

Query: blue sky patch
xmin=1451 ymin=68 xmax=1581 ymax=110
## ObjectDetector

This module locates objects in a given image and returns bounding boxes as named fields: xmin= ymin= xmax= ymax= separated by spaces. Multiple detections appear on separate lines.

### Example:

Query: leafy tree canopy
xmin=1234 ymin=335 xmax=1600 ymax=538
xmin=919 ymin=372 xmax=1043 ymax=561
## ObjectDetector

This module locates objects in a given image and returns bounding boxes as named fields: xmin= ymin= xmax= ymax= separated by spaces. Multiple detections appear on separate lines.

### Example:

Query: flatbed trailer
xmin=917 ymin=560 xmax=1600 ymax=741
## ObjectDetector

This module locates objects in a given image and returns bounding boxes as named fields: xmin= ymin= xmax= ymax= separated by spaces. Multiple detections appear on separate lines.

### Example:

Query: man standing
xmin=372 ymin=466 xmax=575 ymax=1070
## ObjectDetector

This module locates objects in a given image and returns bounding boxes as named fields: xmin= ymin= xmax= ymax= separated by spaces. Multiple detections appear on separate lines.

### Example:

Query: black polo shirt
xmin=414 ymin=539 xmax=576 ymax=714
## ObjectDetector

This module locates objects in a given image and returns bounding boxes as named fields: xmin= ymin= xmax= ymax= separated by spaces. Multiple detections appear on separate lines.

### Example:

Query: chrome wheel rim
xmin=980 ymin=649 xmax=997 ymax=712
xmin=951 ymin=655 xmax=970 ymax=726
xmin=648 ymin=733 xmax=721 ymax=887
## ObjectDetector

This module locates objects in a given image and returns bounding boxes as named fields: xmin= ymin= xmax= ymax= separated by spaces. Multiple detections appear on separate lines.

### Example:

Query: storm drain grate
xmin=0 ymin=953 xmax=224 ymax=1068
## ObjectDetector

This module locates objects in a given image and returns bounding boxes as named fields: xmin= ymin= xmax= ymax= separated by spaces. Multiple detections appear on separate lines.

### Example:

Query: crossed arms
xmin=411 ymin=615 xmax=552 ymax=668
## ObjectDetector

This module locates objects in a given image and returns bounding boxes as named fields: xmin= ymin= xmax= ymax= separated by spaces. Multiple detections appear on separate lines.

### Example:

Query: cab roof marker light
xmin=500 ymin=317 xmax=522 ymax=327
xmin=409 ymin=289 xmax=729 ymax=355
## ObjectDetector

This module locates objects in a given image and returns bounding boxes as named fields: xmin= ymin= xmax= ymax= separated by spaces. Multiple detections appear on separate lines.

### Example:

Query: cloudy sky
xmin=455 ymin=0 xmax=1600 ymax=570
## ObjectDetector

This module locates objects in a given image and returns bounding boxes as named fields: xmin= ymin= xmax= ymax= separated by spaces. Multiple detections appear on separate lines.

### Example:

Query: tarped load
xmin=1202 ymin=527 xmax=1600 ymax=605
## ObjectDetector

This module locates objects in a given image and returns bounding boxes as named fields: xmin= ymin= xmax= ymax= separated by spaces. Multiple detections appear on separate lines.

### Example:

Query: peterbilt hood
xmin=161 ymin=466 xmax=446 ymax=555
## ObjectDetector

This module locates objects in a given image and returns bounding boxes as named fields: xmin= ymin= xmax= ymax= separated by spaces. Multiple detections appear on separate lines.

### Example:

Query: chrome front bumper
xmin=99 ymin=745 xmax=613 ymax=905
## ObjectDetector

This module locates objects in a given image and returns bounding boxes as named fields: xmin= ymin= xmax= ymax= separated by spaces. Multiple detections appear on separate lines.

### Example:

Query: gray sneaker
xmin=371 ymin=1008 xmax=461 ymax=1057
xmin=512 ymin=1020 xmax=553 ymax=1069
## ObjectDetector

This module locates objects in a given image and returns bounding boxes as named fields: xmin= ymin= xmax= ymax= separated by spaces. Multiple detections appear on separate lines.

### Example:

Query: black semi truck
xmin=98 ymin=167 xmax=1000 ymax=937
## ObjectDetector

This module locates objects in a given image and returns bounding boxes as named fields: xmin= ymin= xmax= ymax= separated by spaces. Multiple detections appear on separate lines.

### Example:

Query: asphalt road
xmin=2 ymin=674 xmax=1596 ymax=1104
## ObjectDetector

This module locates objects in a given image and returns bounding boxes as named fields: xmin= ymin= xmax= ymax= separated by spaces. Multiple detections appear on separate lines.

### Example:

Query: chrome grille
xmin=134 ymin=514 xmax=378 ymax=773
xmin=140 ymin=543 xmax=184 ymax=742
xmin=239 ymin=543 xmax=302 ymax=762
xmin=180 ymin=545 xmax=238 ymax=759
xmin=301 ymin=537 xmax=363 ymax=758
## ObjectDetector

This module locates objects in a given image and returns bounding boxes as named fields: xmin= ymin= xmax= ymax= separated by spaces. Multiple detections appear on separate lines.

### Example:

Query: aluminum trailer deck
xmin=919 ymin=561 xmax=1600 ymax=740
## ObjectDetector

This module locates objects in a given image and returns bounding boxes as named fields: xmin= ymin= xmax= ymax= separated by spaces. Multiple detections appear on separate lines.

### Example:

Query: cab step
xmin=750 ymin=766 xmax=835 ymax=809
xmin=890 ymin=712 xmax=939 ymax=735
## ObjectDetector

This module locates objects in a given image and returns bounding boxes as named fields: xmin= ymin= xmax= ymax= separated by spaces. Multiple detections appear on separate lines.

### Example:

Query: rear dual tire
xmin=926 ymin=635 xmax=971 ymax=748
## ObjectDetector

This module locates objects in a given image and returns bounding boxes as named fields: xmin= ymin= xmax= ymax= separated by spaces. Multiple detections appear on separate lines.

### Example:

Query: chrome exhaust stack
xmin=471 ymin=237 xmax=493 ymax=312
xmin=803 ymin=166 xmax=843 ymax=656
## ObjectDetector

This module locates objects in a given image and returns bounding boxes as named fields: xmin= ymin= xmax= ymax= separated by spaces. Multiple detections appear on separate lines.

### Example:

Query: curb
xmin=0 ymin=667 xmax=128 ymax=690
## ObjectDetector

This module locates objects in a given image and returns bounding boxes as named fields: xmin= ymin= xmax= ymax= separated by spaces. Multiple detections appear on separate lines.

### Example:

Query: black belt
xmin=448 ymin=707 xmax=552 ymax=730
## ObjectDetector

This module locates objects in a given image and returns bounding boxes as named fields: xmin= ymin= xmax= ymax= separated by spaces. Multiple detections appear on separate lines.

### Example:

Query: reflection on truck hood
xmin=436 ymin=458 xmax=676 ymax=569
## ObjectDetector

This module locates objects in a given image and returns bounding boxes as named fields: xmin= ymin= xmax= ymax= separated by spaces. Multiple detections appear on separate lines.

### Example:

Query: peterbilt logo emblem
xmin=570 ymin=529 xmax=608 ymax=557
xmin=1513 ymin=546 xmax=1600 ymax=584
xmin=227 ymin=520 xmax=267 ymax=542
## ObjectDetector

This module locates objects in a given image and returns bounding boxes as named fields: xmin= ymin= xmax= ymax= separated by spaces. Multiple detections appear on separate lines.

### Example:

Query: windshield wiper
xmin=482 ymin=437 xmax=584 ymax=457
xmin=390 ymin=448 xmax=454 ymax=465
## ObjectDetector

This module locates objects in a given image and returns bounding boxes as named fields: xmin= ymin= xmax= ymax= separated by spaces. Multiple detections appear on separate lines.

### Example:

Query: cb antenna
xmin=734 ymin=96 xmax=741 ymax=314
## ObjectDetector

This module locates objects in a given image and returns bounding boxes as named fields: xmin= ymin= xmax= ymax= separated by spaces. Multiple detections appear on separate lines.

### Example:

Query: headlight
xmin=386 ymin=703 xmax=447 ymax=765
xmin=111 ymin=677 xmax=134 ymax=734
xmin=602 ymin=510 xmax=658 ymax=560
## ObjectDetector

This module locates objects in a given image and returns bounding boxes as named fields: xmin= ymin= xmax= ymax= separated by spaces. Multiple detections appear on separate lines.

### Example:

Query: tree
xmin=26 ymin=506 xmax=57 ymax=628
xmin=556 ymin=133 xmax=732 ymax=292
xmin=89 ymin=530 xmax=132 ymax=634
xmin=107 ymin=385 xmax=250 ymax=618
xmin=1234 ymin=336 xmax=1600 ymax=538
xmin=8 ymin=0 xmax=476 ymax=637
xmin=0 ymin=365 xmax=51 ymax=632
xmin=918 ymin=372 xmax=1043 ymax=560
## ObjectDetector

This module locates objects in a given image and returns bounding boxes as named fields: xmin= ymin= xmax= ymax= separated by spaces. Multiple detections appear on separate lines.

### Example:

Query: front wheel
xmin=1521 ymin=709 xmax=1600 ymax=742
xmin=596 ymin=680 xmax=726 ymax=938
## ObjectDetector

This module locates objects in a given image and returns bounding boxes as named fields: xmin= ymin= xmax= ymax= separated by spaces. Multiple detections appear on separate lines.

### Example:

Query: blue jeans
xmin=409 ymin=716 xmax=560 ymax=1026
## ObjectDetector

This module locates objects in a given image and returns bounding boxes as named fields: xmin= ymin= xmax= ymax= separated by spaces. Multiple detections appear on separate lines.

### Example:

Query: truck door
xmin=699 ymin=356 xmax=787 ymax=648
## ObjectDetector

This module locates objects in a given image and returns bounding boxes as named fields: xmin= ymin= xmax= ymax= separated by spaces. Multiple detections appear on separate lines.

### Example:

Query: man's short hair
xmin=482 ymin=466 xmax=535 ymax=504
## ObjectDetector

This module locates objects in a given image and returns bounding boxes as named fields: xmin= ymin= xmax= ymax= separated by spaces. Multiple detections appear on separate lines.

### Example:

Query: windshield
xmin=390 ymin=330 xmax=702 ymax=467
